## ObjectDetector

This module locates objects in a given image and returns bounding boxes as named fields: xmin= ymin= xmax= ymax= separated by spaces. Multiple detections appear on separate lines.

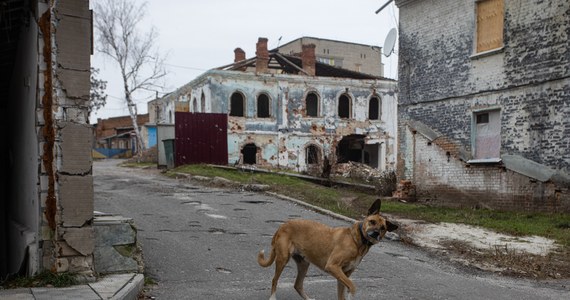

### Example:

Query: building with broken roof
xmin=152 ymin=37 xmax=398 ymax=175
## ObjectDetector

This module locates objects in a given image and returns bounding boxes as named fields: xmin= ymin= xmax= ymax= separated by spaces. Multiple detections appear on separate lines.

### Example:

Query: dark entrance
xmin=336 ymin=135 xmax=366 ymax=163
xmin=242 ymin=143 xmax=257 ymax=164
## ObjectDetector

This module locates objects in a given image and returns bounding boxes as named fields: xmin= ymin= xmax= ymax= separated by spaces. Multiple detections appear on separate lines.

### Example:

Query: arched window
xmin=201 ymin=92 xmax=206 ymax=112
xmin=305 ymin=92 xmax=319 ymax=117
xmin=338 ymin=94 xmax=351 ymax=119
xmin=257 ymin=93 xmax=270 ymax=118
xmin=369 ymin=96 xmax=380 ymax=120
xmin=306 ymin=144 xmax=320 ymax=164
xmin=230 ymin=92 xmax=245 ymax=116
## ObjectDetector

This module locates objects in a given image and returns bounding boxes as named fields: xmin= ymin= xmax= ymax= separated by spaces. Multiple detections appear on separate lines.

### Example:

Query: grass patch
xmin=1 ymin=271 xmax=77 ymax=288
xmin=381 ymin=201 xmax=570 ymax=247
xmin=170 ymin=164 xmax=570 ymax=248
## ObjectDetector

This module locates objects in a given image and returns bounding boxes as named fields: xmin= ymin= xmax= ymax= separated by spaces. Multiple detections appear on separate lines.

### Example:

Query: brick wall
xmin=406 ymin=128 xmax=569 ymax=212
xmin=395 ymin=0 xmax=570 ymax=211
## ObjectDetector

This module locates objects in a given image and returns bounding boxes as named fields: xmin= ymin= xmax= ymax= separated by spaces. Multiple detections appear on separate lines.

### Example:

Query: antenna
xmin=383 ymin=28 xmax=397 ymax=57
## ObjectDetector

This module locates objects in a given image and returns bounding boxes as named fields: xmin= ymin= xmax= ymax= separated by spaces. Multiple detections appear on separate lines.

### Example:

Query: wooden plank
xmin=476 ymin=0 xmax=504 ymax=52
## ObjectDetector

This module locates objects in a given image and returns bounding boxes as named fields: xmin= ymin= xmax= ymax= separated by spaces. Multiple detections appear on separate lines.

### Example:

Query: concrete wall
xmin=395 ymin=0 xmax=570 ymax=211
xmin=278 ymin=37 xmax=384 ymax=77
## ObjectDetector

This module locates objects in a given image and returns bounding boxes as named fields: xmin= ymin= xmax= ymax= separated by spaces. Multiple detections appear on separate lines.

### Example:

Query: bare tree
xmin=89 ymin=67 xmax=107 ymax=121
xmin=93 ymin=0 xmax=167 ymax=154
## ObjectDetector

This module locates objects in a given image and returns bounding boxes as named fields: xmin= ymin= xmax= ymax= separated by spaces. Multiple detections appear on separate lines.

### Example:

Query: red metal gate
xmin=175 ymin=112 xmax=228 ymax=166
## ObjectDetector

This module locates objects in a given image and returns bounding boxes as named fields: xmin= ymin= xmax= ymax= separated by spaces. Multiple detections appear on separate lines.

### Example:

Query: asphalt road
xmin=93 ymin=159 xmax=570 ymax=300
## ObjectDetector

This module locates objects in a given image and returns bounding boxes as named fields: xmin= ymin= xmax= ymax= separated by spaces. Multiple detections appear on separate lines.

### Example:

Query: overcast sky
xmin=89 ymin=0 xmax=400 ymax=124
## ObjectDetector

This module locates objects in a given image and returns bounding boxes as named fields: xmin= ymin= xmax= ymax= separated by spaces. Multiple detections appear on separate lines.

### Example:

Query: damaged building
xmin=153 ymin=37 xmax=398 ymax=175
xmin=1 ymin=0 xmax=96 ymax=278
xmin=394 ymin=0 xmax=570 ymax=212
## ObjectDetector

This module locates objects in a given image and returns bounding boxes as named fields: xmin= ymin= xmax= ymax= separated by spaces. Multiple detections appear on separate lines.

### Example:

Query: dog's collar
xmin=359 ymin=222 xmax=374 ymax=247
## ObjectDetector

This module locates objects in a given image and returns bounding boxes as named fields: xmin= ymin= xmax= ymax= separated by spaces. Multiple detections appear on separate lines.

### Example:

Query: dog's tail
xmin=257 ymin=234 xmax=277 ymax=267
xmin=257 ymin=247 xmax=275 ymax=267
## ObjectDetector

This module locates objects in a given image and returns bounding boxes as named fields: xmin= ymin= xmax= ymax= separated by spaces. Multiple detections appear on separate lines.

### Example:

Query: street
xmin=93 ymin=159 xmax=569 ymax=299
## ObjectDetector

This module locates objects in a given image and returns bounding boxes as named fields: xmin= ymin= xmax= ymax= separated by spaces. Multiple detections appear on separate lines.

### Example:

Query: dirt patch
xmin=393 ymin=217 xmax=570 ymax=279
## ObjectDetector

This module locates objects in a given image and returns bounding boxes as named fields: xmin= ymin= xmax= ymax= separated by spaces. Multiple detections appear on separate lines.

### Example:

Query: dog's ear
xmin=368 ymin=199 xmax=382 ymax=215
xmin=386 ymin=220 xmax=398 ymax=232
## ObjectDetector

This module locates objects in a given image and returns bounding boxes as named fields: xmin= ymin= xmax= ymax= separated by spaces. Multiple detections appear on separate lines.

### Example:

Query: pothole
xmin=239 ymin=200 xmax=272 ymax=204
xmin=216 ymin=267 xmax=232 ymax=274
xmin=208 ymin=228 xmax=226 ymax=234
xmin=265 ymin=220 xmax=285 ymax=224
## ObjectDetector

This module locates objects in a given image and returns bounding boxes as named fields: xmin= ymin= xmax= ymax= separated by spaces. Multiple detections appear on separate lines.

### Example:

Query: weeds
xmin=1 ymin=271 xmax=77 ymax=288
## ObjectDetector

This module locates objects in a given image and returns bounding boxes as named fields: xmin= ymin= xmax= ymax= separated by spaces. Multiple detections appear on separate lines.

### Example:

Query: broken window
xmin=369 ymin=96 xmax=380 ymax=120
xmin=305 ymin=92 xmax=319 ymax=117
xmin=338 ymin=94 xmax=351 ymax=119
xmin=230 ymin=92 xmax=245 ymax=117
xmin=257 ymin=93 xmax=270 ymax=118
xmin=306 ymin=144 xmax=320 ymax=164
xmin=192 ymin=98 xmax=198 ymax=112
xmin=475 ymin=0 xmax=504 ymax=53
xmin=242 ymin=143 xmax=257 ymax=164
xmin=201 ymin=92 xmax=206 ymax=112
xmin=473 ymin=110 xmax=501 ymax=159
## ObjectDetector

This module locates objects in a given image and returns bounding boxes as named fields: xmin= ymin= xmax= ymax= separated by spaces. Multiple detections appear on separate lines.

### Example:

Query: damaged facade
xmin=395 ymin=0 xmax=570 ymax=212
xmin=1 ymin=0 xmax=96 ymax=278
xmin=155 ymin=37 xmax=398 ymax=175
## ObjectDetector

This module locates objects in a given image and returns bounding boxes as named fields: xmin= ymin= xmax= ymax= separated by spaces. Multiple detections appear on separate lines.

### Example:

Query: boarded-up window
xmin=306 ymin=92 xmax=319 ymax=117
xmin=369 ymin=96 xmax=380 ymax=120
xmin=257 ymin=93 xmax=270 ymax=118
xmin=338 ymin=94 xmax=351 ymax=119
xmin=230 ymin=92 xmax=245 ymax=116
xmin=476 ymin=0 xmax=504 ymax=53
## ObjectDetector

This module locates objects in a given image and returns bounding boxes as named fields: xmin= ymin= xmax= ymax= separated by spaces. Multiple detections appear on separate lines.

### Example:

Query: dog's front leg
xmin=337 ymin=280 xmax=346 ymax=300
xmin=325 ymin=264 xmax=356 ymax=300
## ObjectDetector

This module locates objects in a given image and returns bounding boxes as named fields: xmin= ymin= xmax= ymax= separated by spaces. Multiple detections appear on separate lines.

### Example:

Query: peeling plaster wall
xmin=40 ymin=0 xmax=94 ymax=276
xmin=167 ymin=70 xmax=398 ymax=173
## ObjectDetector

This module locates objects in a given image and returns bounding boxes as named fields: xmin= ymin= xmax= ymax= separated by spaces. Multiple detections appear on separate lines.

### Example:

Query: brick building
xmin=94 ymin=114 xmax=150 ymax=156
xmin=395 ymin=0 xmax=570 ymax=212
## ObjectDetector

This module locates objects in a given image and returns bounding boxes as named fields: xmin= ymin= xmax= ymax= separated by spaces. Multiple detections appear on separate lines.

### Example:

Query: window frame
xmin=256 ymin=92 xmax=271 ymax=118
xmin=472 ymin=0 xmax=505 ymax=58
xmin=305 ymin=91 xmax=320 ymax=118
xmin=229 ymin=91 xmax=246 ymax=117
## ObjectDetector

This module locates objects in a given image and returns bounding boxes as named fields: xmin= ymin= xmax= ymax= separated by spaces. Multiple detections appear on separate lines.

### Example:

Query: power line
xmin=163 ymin=63 xmax=207 ymax=71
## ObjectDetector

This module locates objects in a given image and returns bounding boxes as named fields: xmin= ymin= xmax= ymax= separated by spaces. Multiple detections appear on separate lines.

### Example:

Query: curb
xmin=112 ymin=274 xmax=144 ymax=300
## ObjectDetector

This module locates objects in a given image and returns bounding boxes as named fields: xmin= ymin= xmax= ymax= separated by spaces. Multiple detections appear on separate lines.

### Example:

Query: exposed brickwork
xmin=395 ymin=0 xmax=570 ymax=212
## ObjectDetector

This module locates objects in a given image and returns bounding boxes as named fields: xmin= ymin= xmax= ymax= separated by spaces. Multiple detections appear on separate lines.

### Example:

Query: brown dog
xmin=257 ymin=199 xmax=398 ymax=300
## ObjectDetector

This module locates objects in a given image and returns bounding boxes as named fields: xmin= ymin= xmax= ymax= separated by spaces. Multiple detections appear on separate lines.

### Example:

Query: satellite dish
xmin=383 ymin=28 xmax=397 ymax=57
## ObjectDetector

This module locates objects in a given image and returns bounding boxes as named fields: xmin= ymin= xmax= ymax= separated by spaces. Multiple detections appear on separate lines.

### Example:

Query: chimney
xmin=234 ymin=48 xmax=246 ymax=62
xmin=301 ymin=43 xmax=316 ymax=76
xmin=255 ymin=37 xmax=269 ymax=74
xmin=234 ymin=47 xmax=247 ymax=71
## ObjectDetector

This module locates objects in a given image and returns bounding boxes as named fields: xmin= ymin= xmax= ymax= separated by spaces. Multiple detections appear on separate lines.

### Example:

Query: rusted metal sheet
xmin=175 ymin=112 xmax=228 ymax=166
